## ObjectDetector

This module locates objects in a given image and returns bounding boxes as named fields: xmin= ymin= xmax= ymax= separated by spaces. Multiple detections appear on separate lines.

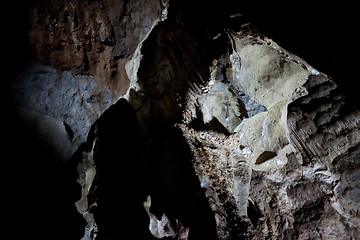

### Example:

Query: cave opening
xmin=89 ymin=99 xmax=150 ymax=239
xmin=85 ymin=99 xmax=218 ymax=239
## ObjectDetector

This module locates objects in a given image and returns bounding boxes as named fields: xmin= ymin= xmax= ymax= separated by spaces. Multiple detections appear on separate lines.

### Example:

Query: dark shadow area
xmin=2 ymin=1 xmax=37 ymax=91
xmin=145 ymin=126 xmax=219 ymax=240
xmin=90 ymin=99 xmax=218 ymax=239
xmin=247 ymin=200 xmax=261 ymax=227
xmin=4 ymin=100 xmax=86 ymax=240
xmin=3 ymin=2 xmax=87 ymax=235
xmin=255 ymin=151 xmax=277 ymax=165
xmin=89 ymin=99 xmax=152 ymax=239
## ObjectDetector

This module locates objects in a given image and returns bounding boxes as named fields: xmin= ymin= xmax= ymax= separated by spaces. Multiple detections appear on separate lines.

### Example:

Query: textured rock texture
xmin=177 ymin=33 xmax=360 ymax=239
xmin=7 ymin=1 xmax=360 ymax=240
xmin=10 ymin=0 xmax=166 ymax=161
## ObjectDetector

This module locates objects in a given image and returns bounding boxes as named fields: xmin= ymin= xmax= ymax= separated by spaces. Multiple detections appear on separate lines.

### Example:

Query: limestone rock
xmin=8 ymin=1 xmax=360 ymax=240
xmin=199 ymin=80 xmax=246 ymax=133
xmin=75 ymin=138 xmax=98 ymax=240
xmin=176 ymin=32 xmax=360 ymax=239
xmin=12 ymin=62 xmax=113 ymax=161
xmin=144 ymin=195 xmax=190 ymax=239
xmin=11 ymin=0 xmax=166 ymax=161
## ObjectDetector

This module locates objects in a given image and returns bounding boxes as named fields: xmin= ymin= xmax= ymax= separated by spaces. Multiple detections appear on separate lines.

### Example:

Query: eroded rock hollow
xmin=6 ymin=0 xmax=360 ymax=239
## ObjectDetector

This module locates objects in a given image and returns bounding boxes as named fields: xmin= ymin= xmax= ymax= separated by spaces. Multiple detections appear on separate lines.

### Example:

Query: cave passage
xmin=88 ymin=99 xmax=218 ymax=239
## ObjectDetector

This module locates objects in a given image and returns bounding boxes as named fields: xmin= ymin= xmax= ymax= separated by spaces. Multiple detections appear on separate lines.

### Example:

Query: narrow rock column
xmin=75 ymin=138 xmax=98 ymax=240
xmin=232 ymin=153 xmax=251 ymax=218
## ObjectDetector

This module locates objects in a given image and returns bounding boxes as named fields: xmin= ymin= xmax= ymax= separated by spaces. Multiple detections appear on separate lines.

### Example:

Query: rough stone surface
xmin=7 ymin=1 xmax=360 ymax=240
xmin=11 ymin=0 xmax=166 ymax=161
xmin=12 ymin=62 xmax=113 ymax=161
xmin=144 ymin=195 xmax=189 ymax=239
xmin=177 ymin=33 xmax=360 ymax=239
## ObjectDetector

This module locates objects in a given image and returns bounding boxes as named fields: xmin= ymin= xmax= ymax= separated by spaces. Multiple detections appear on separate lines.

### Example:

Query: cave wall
xmin=6 ymin=0 xmax=360 ymax=240
xmin=10 ymin=0 xmax=167 ymax=162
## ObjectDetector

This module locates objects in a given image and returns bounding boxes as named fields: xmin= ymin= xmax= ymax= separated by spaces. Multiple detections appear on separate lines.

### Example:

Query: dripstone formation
xmin=7 ymin=0 xmax=360 ymax=239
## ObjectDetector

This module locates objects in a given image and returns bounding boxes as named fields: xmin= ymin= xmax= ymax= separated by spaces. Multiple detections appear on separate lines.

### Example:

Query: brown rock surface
xmin=6 ymin=1 xmax=360 ymax=240
xmin=11 ymin=0 xmax=166 ymax=161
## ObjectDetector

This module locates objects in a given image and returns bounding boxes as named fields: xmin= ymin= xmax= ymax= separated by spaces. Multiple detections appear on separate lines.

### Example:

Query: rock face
xmin=8 ymin=0 xmax=360 ymax=239
xmin=178 ymin=33 xmax=360 ymax=239
xmin=11 ymin=0 xmax=167 ymax=161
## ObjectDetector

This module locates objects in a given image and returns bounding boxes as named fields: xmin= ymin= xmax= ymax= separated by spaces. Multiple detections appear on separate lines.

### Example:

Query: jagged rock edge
xmin=122 ymin=0 xmax=169 ymax=101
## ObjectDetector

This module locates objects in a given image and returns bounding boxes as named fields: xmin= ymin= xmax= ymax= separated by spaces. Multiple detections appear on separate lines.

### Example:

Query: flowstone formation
xmin=178 ymin=33 xmax=360 ymax=239
xmin=9 ymin=0 xmax=360 ymax=239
